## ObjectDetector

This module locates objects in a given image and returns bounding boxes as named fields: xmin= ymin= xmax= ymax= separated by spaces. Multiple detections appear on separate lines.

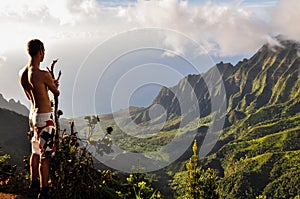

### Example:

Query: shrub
xmin=0 ymin=149 xmax=29 ymax=195
xmin=117 ymin=171 xmax=162 ymax=199
xmin=172 ymin=140 xmax=219 ymax=199
xmin=50 ymin=124 xmax=121 ymax=199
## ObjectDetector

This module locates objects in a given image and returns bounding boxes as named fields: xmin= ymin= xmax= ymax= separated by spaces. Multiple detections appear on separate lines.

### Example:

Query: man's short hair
xmin=27 ymin=39 xmax=44 ymax=57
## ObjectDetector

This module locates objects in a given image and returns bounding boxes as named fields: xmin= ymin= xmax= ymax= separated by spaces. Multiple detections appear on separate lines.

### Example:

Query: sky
xmin=0 ymin=0 xmax=299 ymax=118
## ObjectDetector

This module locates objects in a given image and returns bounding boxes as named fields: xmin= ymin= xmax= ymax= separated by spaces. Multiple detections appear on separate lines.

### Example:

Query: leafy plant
xmin=49 ymin=122 xmax=121 ymax=199
xmin=82 ymin=116 xmax=114 ymax=156
xmin=117 ymin=171 xmax=162 ymax=199
xmin=172 ymin=140 xmax=219 ymax=199
xmin=0 ymin=149 xmax=29 ymax=195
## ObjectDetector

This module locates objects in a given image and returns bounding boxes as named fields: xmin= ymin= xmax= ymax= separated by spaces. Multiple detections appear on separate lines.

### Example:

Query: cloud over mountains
xmin=0 ymin=0 xmax=299 ymax=56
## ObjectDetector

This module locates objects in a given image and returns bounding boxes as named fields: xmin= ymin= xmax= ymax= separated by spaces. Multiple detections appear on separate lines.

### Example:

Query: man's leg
xmin=38 ymin=157 xmax=51 ymax=198
xmin=35 ymin=113 xmax=55 ymax=198
xmin=39 ymin=157 xmax=50 ymax=188
xmin=29 ymin=153 xmax=40 ymax=196
xmin=30 ymin=153 xmax=39 ymax=182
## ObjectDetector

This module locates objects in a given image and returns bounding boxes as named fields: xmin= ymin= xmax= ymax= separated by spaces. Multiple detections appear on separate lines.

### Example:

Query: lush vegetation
xmin=0 ymin=148 xmax=29 ymax=195
xmin=0 ymin=122 xmax=162 ymax=198
xmin=0 ymin=118 xmax=219 ymax=198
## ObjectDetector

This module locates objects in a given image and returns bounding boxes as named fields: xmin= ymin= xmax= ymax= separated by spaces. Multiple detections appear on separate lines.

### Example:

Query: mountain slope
xmin=197 ymin=39 xmax=300 ymax=198
xmin=129 ymin=39 xmax=300 ymax=126
xmin=0 ymin=108 xmax=30 ymax=166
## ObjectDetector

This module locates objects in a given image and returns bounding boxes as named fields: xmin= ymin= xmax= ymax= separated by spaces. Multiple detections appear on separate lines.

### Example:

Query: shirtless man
xmin=19 ymin=39 xmax=59 ymax=198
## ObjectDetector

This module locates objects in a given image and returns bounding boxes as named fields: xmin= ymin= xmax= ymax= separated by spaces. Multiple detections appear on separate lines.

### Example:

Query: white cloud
xmin=270 ymin=0 xmax=300 ymax=41
xmin=1 ymin=0 xmax=298 ymax=57
xmin=117 ymin=0 xmax=272 ymax=56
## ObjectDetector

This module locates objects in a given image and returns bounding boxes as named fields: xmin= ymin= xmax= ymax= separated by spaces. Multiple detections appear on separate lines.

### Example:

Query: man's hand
xmin=54 ymin=79 xmax=59 ymax=88
xmin=54 ymin=70 xmax=61 ymax=88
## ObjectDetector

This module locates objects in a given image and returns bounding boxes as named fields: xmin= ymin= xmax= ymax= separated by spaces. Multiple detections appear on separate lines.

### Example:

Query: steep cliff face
xmin=199 ymin=39 xmax=300 ymax=199
xmin=227 ymin=39 xmax=300 ymax=114
xmin=131 ymin=38 xmax=300 ymax=128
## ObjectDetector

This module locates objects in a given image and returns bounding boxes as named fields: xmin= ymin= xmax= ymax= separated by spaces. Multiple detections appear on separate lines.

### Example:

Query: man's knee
xmin=40 ymin=157 xmax=51 ymax=166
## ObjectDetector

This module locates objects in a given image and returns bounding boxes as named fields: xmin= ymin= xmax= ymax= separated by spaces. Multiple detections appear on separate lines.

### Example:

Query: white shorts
xmin=31 ymin=112 xmax=56 ymax=158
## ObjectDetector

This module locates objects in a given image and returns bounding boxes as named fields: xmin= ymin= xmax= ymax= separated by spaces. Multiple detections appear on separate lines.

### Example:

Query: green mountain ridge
xmin=198 ymin=40 xmax=300 ymax=198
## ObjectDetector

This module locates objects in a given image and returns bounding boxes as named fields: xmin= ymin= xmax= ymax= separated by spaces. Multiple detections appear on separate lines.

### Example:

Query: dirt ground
xmin=0 ymin=193 xmax=29 ymax=199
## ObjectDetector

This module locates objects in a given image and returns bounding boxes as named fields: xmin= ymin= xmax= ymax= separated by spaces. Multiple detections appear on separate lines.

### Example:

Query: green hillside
xmin=0 ymin=108 xmax=30 ymax=166
xmin=205 ymin=109 xmax=300 ymax=198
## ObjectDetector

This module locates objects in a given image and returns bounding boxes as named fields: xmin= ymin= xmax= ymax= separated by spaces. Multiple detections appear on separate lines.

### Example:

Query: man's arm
xmin=44 ymin=72 xmax=60 ymax=96
xmin=24 ymin=90 xmax=33 ymax=101
xmin=19 ymin=68 xmax=34 ymax=102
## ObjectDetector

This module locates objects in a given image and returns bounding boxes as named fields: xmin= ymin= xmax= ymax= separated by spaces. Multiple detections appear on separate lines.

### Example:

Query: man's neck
xmin=29 ymin=58 xmax=40 ymax=69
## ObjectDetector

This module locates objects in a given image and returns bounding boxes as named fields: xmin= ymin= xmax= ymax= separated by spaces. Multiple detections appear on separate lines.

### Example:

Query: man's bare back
xmin=19 ymin=65 xmax=59 ymax=113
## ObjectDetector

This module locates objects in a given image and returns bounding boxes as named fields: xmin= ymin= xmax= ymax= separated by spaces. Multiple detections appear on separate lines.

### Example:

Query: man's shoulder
xmin=30 ymin=69 xmax=51 ymax=82
xmin=36 ymin=70 xmax=53 ymax=83
xmin=19 ymin=65 xmax=28 ymax=77
xmin=36 ymin=69 xmax=51 ymax=76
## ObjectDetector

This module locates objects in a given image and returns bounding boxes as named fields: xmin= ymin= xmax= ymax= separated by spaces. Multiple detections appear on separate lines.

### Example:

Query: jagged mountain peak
xmin=0 ymin=94 xmax=29 ymax=116
xmin=131 ymin=39 xmax=300 ymax=125
xmin=258 ymin=36 xmax=300 ymax=56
